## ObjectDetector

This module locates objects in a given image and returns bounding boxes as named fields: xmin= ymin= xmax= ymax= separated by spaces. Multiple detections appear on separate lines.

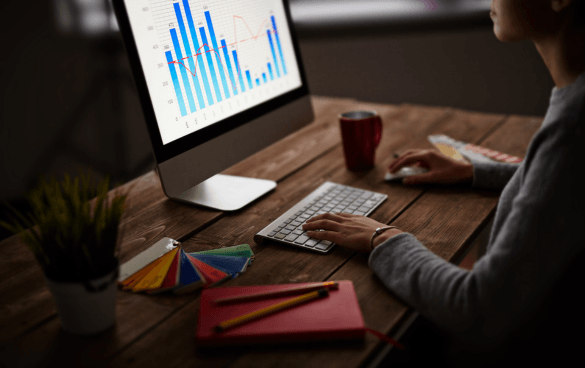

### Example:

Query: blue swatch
xmin=174 ymin=250 xmax=205 ymax=290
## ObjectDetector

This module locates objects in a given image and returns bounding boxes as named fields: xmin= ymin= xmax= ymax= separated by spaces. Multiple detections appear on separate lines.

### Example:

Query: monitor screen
xmin=119 ymin=0 xmax=305 ymax=150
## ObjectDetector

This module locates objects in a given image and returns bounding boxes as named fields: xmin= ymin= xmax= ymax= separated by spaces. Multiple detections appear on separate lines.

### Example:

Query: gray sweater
xmin=369 ymin=72 xmax=585 ymax=350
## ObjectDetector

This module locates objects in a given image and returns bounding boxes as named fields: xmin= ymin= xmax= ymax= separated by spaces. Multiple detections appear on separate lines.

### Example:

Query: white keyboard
xmin=254 ymin=182 xmax=387 ymax=253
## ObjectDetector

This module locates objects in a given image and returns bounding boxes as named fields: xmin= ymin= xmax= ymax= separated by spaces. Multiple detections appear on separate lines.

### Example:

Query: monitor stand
xmin=174 ymin=174 xmax=277 ymax=211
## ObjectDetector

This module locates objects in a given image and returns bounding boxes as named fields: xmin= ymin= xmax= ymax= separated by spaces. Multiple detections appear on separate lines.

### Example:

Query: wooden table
xmin=0 ymin=96 xmax=543 ymax=367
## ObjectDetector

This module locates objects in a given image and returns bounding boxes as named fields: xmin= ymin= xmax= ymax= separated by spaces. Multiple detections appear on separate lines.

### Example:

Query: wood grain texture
xmin=225 ymin=107 xmax=510 ymax=368
xmin=477 ymin=115 xmax=544 ymax=157
xmin=0 ymin=96 xmax=360 ymax=345
xmin=108 ymin=104 xmax=451 ymax=367
xmin=1 ymin=99 xmax=546 ymax=368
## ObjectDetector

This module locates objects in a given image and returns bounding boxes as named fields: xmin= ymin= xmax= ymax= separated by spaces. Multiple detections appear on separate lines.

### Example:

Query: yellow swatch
xmin=121 ymin=255 xmax=168 ymax=289
xmin=434 ymin=143 xmax=464 ymax=161
xmin=132 ymin=248 xmax=180 ymax=292
xmin=141 ymin=247 xmax=180 ymax=291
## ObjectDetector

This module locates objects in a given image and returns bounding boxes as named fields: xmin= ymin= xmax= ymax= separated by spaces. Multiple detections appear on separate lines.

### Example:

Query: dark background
xmin=0 ymin=0 xmax=554 ymax=240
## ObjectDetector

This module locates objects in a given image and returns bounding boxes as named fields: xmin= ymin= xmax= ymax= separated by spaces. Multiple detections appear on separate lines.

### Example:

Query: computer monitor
xmin=113 ymin=0 xmax=313 ymax=210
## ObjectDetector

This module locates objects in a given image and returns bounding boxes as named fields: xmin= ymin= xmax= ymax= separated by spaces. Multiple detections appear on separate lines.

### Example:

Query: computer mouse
xmin=384 ymin=166 xmax=430 ymax=181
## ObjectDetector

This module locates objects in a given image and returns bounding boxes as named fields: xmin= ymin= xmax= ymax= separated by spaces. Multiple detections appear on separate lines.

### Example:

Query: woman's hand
xmin=389 ymin=149 xmax=474 ymax=185
xmin=302 ymin=213 xmax=403 ymax=252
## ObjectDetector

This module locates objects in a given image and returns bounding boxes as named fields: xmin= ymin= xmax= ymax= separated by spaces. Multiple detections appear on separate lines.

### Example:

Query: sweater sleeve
xmin=368 ymin=126 xmax=585 ymax=345
xmin=471 ymin=160 xmax=519 ymax=190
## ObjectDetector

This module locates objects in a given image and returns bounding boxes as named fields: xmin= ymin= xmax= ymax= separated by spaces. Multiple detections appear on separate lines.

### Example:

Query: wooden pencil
xmin=213 ymin=281 xmax=339 ymax=305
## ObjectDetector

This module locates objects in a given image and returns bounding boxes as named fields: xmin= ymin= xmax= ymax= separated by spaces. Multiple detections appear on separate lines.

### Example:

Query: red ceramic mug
xmin=339 ymin=110 xmax=383 ymax=170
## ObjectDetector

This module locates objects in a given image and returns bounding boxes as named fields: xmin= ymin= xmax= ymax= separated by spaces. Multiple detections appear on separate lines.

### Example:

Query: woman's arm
xmin=370 ymin=129 xmax=584 ymax=346
xmin=389 ymin=149 xmax=519 ymax=190
xmin=471 ymin=160 xmax=520 ymax=190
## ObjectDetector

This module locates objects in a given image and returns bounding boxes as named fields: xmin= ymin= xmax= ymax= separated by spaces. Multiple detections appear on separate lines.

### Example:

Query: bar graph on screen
xmin=124 ymin=0 xmax=301 ymax=145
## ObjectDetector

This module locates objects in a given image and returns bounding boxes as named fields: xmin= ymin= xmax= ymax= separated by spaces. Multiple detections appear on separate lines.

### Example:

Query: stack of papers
xmin=118 ymin=243 xmax=254 ymax=294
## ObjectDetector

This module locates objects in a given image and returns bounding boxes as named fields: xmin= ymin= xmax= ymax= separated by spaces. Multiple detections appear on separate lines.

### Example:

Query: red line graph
xmin=166 ymin=14 xmax=274 ymax=95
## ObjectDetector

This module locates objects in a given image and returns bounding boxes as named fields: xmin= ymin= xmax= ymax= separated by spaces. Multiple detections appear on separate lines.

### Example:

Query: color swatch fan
xmin=117 ymin=238 xmax=254 ymax=294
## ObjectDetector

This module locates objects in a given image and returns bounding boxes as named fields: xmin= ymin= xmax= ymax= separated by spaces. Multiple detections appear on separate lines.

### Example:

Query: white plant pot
xmin=45 ymin=264 xmax=118 ymax=335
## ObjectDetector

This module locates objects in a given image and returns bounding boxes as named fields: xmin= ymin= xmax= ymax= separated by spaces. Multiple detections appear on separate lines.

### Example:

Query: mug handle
xmin=373 ymin=116 xmax=383 ymax=147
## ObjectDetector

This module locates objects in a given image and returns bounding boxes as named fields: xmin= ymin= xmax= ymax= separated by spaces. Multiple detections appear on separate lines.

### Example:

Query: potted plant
xmin=1 ymin=173 xmax=126 ymax=335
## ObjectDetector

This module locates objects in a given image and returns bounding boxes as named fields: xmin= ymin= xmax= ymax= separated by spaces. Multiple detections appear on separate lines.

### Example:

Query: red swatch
xmin=186 ymin=253 xmax=229 ymax=286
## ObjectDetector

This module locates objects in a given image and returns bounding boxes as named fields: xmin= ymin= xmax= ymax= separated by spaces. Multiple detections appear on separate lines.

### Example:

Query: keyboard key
xmin=315 ymin=242 xmax=332 ymax=250
xmin=268 ymin=231 xmax=276 ymax=236
xmin=280 ymin=229 xmax=291 ymax=235
xmin=274 ymin=233 xmax=287 ymax=239
xmin=294 ymin=235 xmax=310 ymax=244
xmin=305 ymin=239 xmax=318 ymax=247
xmin=353 ymin=211 xmax=366 ymax=216
xmin=292 ymin=229 xmax=303 ymax=235
xmin=291 ymin=220 xmax=302 ymax=227
xmin=285 ymin=234 xmax=299 ymax=242
xmin=285 ymin=225 xmax=296 ymax=231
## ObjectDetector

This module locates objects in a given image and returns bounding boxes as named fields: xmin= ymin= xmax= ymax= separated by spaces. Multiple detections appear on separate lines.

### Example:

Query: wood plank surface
xmin=108 ymin=104 xmax=456 ymax=367
xmin=1 ymin=99 xmax=546 ymax=368
xmin=225 ymin=107 xmax=513 ymax=368
xmin=0 ymin=96 xmax=357 ymax=345
xmin=0 ymin=97 xmax=370 ymax=365
xmin=248 ymin=114 xmax=543 ymax=368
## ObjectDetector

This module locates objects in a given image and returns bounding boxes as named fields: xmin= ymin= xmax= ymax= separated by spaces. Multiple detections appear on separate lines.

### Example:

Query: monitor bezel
xmin=113 ymin=0 xmax=310 ymax=164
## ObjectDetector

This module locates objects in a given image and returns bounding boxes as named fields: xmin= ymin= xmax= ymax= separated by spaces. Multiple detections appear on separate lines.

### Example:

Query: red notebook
xmin=196 ymin=280 xmax=366 ymax=346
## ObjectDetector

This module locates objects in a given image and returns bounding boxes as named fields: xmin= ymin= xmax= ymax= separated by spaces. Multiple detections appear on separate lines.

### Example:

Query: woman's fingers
xmin=302 ymin=219 xmax=343 ymax=232
xmin=389 ymin=150 xmax=419 ymax=171
xmin=389 ymin=151 xmax=432 ymax=173
xmin=304 ymin=212 xmax=346 ymax=223
xmin=334 ymin=212 xmax=355 ymax=218
xmin=304 ymin=230 xmax=342 ymax=244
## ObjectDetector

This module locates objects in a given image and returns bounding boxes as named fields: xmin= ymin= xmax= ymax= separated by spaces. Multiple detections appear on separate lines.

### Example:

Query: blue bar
xmin=199 ymin=27 xmax=222 ymax=102
xmin=246 ymin=70 xmax=253 ymax=89
xmin=267 ymin=30 xmax=281 ymax=78
xmin=173 ymin=3 xmax=205 ymax=109
xmin=232 ymin=50 xmax=246 ymax=92
xmin=165 ymin=51 xmax=187 ymax=116
xmin=205 ymin=11 xmax=230 ymax=99
xmin=267 ymin=63 xmax=274 ymax=80
xmin=170 ymin=28 xmax=196 ymax=113
xmin=221 ymin=39 xmax=238 ymax=95
xmin=255 ymin=78 xmax=260 ymax=86
xmin=181 ymin=0 xmax=214 ymax=106
xmin=271 ymin=16 xmax=287 ymax=75
xmin=262 ymin=73 xmax=267 ymax=83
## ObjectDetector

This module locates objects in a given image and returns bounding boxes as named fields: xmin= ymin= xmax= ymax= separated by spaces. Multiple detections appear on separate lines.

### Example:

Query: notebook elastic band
xmin=365 ymin=327 xmax=405 ymax=350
